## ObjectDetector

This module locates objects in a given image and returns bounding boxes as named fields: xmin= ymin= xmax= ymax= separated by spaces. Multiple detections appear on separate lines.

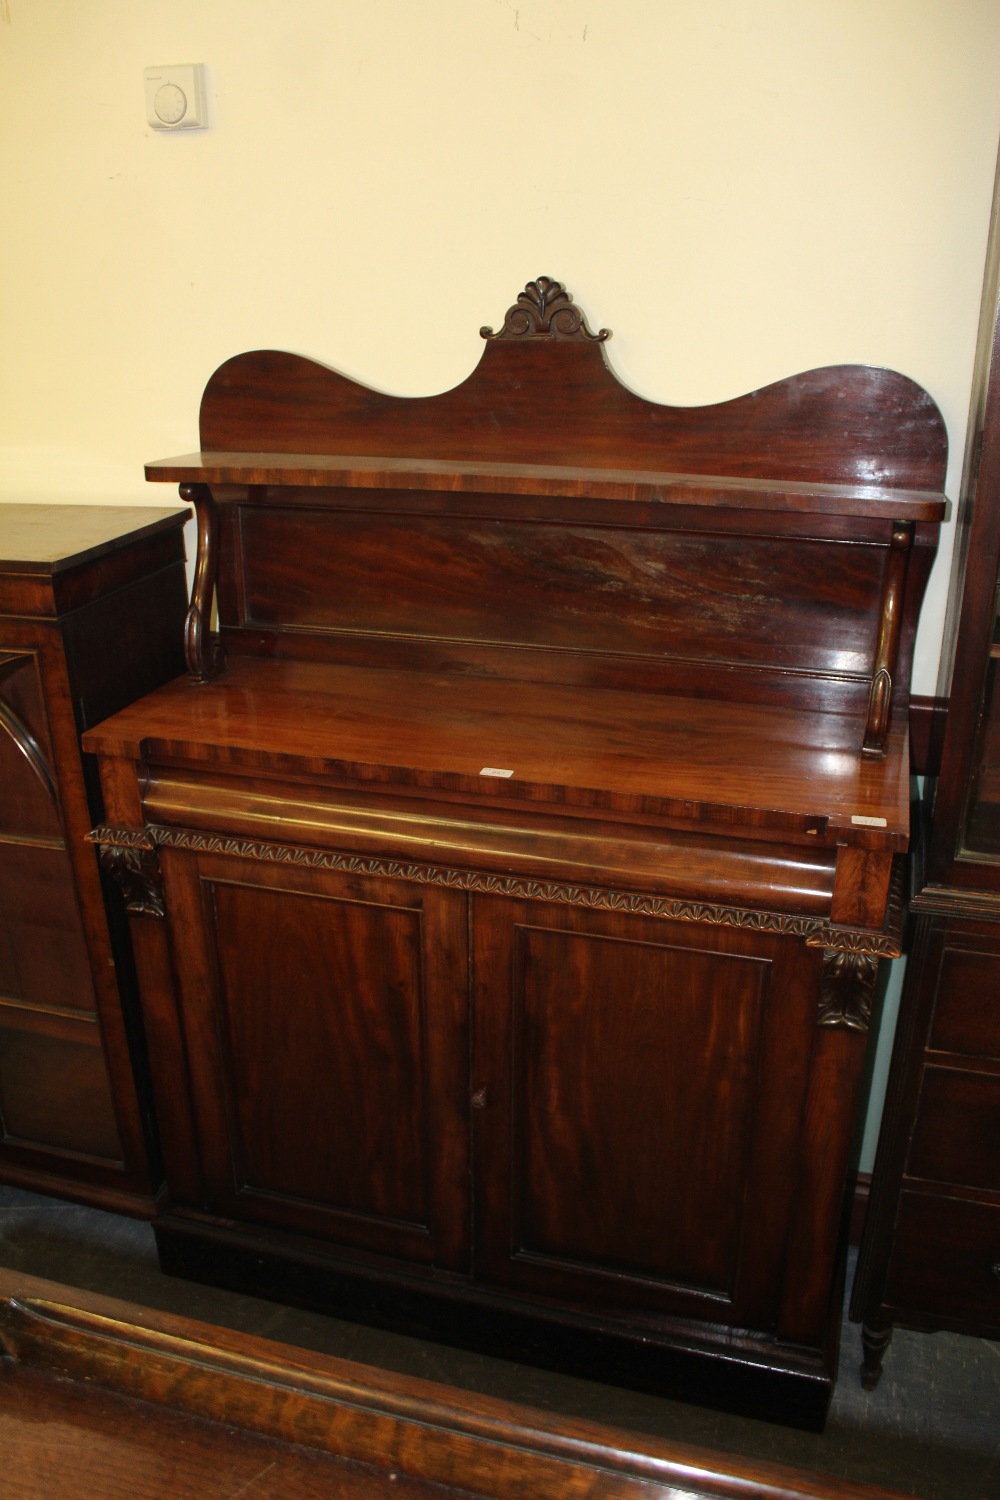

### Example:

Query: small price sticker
xmin=851 ymin=814 xmax=888 ymax=828
xmin=479 ymin=767 xmax=514 ymax=778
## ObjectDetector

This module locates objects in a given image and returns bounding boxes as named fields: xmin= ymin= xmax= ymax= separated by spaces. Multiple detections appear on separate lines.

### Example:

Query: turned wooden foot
xmin=860 ymin=1321 xmax=893 ymax=1389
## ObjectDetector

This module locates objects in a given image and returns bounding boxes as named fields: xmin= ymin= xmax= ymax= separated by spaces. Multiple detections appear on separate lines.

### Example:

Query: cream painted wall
xmin=2 ymin=2 xmax=1000 ymax=1170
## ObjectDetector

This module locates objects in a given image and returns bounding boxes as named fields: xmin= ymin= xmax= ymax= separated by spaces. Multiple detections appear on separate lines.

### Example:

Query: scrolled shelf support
xmin=181 ymin=482 xmax=226 ymax=683
xmin=862 ymin=520 xmax=915 ymax=757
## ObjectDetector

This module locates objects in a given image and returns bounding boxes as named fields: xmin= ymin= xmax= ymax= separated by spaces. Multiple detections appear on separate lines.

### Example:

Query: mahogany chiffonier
xmin=83 ymin=280 xmax=946 ymax=1425
xmin=0 ymin=505 xmax=188 ymax=1212
xmin=852 ymin=158 xmax=1000 ymax=1383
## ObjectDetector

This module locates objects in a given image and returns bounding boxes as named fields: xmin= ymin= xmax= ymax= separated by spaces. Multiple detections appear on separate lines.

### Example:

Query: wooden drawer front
xmin=928 ymin=942 xmax=1000 ymax=1060
xmin=885 ymin=1192 xmax=1000 ymax=1332
xmin=908 ymin=1067 xmax=1000 ymax=1192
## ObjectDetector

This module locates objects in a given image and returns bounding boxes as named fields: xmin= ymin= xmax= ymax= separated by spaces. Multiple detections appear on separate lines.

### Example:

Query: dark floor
xmin=0 ymin=1184 xmax=996 ymax=1499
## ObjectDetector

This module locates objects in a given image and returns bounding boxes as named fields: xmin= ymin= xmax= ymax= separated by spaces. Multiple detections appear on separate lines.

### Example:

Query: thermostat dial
xmin=144 ymin=65 xmax=208 ymax=130
xmin=154 ymin=83 xmax=188 ymax=125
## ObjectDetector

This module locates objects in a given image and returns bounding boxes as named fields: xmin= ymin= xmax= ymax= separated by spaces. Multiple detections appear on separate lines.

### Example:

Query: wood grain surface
xmin=0 ymin=1268 xmax=918 ymax=1500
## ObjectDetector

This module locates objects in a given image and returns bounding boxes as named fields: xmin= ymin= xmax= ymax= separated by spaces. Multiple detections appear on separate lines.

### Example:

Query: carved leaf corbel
xmin=89 ymin=827 xmax=165 ymax=918
xmin=818 ymin=949 xmax=879 ymax=1032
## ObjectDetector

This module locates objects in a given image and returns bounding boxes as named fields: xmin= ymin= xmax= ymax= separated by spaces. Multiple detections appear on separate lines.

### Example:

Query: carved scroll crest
xmin=481 ymin=277 xmax=610 ymax=342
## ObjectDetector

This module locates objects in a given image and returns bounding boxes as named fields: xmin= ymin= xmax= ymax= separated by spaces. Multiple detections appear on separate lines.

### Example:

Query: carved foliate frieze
xmin=818 ymin=949 xmax=880 ymax=1032
xmin=481 ymin=277 xmax=610 ymax=342
xmin=85 ymin=820 xmax=903 ymax=961
xmin=89 ymin=827 xmax=165 ymax=918
xmin=126 ymin=823 xmax=899 ymax=955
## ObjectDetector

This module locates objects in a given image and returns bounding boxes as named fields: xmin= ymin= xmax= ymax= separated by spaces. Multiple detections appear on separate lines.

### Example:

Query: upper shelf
xmin=159 ymin=277 xmax=948 ymax=508
xmin=144 ymin=451 xmax=946 ymax=522
xmin=151 ymin=280 xmax=949 ymax=756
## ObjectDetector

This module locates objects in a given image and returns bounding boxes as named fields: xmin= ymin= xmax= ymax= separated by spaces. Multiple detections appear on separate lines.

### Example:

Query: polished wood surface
xmin=163 ymin=850 xmax=471 ymax=1269
xmin=84 ymin=281 xmax=943 ymax=1424
xmin=0 ymin=1269 xmax=913 ymax=1500
xmin=0 ymin=504 xmax=190 ymax=617
xmin=84 ymin=654 xmax=912 ymax=851
xmin=471 ymin=897 xmax=813 ymax=1318
xmin=190 ymin=344 xmax=947 ymax=491
xmin=148 ymin=450 xmax=947 ymax=518
xmin=0 ymin=505 xmax=188 ymax=1212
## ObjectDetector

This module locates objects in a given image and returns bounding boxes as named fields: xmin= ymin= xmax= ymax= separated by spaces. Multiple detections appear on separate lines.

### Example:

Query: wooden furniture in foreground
xmin=84 ymin=279 xmax=947 ymax=1427
xmin=0 ymin=1268 xmax=921 ymax=1500
xmin=0 ymin=506 xmax=188 ymax=1212
xmin=852 ymin=157 xmax=1000 ymax=1383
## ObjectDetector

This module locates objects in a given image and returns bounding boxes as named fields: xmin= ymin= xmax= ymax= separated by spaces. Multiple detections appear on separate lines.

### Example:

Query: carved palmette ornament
xmin=481 ymin=277 xmax=610 ymax=342
xmin=90 ymin=829 xmax=165 ymax=919
xmin=818 ymin=949 xmax=880 ymax=1032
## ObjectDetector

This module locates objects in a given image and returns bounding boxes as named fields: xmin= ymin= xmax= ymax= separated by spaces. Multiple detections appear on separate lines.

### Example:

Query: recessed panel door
xmin=472 ymin=896 xmax=818 ymax=1328
xmin=161 ymin=849 xmax=470 ymax=1270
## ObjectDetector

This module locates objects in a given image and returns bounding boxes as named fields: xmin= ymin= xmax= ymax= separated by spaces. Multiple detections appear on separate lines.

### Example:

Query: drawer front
xmin=908 ymin=1066 xmax=1000 ymax=1192
xmin=928 ymin=941 xmax=1000 ymax=1061
xmin=885 ymin=1191 xmax=1000 ymax=1332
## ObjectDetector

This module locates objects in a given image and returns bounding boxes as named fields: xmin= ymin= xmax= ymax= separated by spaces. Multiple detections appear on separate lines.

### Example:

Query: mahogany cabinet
xmin=83 ymin=280 xmax=947 ymax=1426
xmin=852 ymin=159 xmax=1000 ymax=1379
xmin=0 ymin=505 xmax=187 ymax=1211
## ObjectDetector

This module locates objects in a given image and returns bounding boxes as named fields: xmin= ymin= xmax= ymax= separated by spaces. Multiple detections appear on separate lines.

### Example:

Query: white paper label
xmin=850 ymin=814 xmax=888 ymax=828
xmin=479 ymin=767 xmax=514 ymax=778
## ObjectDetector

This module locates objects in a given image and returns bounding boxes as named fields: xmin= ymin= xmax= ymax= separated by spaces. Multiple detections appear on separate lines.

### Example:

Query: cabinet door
xmin=160 ymin=848 xmax=470 ymax=1270
xmin=471 ymin=897 xmax=819 ymax=1328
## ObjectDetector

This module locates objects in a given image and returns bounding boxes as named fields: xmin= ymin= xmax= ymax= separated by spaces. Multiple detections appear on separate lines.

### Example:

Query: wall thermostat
xmin=144 ymin=65 xmax=208 ymax=131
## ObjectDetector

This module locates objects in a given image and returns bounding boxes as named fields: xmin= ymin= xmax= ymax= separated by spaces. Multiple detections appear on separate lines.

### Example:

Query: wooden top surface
xmin=0 ymin=1268 xmax=919 ymax=1500
xmin=0 ymin=504 xmax=189 ymax=572
xmin=145 ymin=451 xmax=946 ymax=520
xmin=83 ymin=655 xmax=910 ymax=850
